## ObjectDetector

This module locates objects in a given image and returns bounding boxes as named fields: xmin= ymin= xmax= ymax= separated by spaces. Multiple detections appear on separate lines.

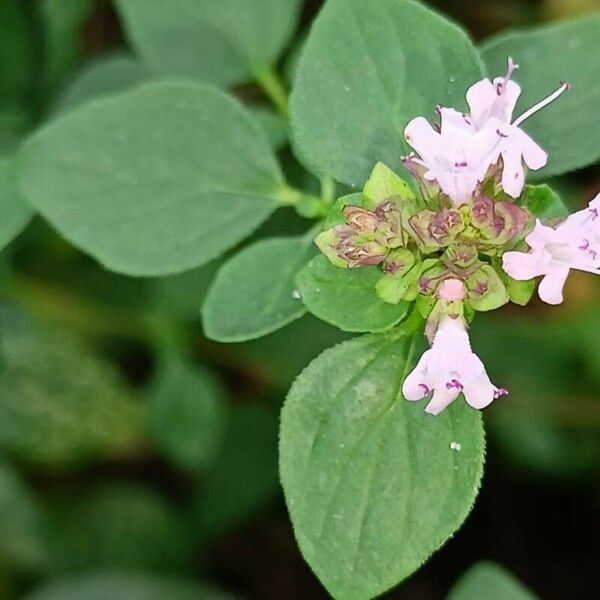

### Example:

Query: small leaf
xmin=116 ymin=0 xmax=302 ymax=87
xmin=203 ymin=236 xmax=312 ymax=342
xmin=195 ymin=403 xmax=280 ymax=539
xmin=53 ymin=52 xmax=149 ymax=114
xmin=18 ymin=81 xmax=284 ymax=275
xmin=362 ymin=162 xmax=415 ymax=209
xmin=523 ymin=184 xmax=568 ymax=220
xmin=280 ymin=331 xmax=485 ymax=600
xmin=148 ymin=358 xmax=229 ymax=472
xmin=497 ymin=263 xmax=535 ymax=306
xmin=481 ymin=14 xmax=600 ymax=178
xmin=448 ymin=561 xmax=538 ymax=600
xmin=24 ymin=573 xmax=238 ymax=600
xmin=0 ymin=158 xmax=32 ymax=250
xmin=290 ymin=0 xmax=483 ymax=187
xmin=0 ymin=309 xmax=143 ymax=469
xmin=296 ymin=255 xmax=410 ymax=332
xmin=43 ymin=483 xmax=193 ymax=572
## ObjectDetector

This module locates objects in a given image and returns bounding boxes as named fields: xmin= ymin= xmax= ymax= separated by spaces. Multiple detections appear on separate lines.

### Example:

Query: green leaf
xmin=290 ymin=0 xmax=484 ymax=187
xmin=296 ymin=255 xmax=410 ymax=332
xmin=481 ymin=14 xmax=600 ymax=179
xmin=116 ymin=0 xmax=302 ymax=87
xmin=39 ymin=0 xmax=95 ymax=91
xmin=43 ymin=483 xmax=193 ymax=572
xmin=203 ymin=236 xmax=312 ymax=342
xmin=280 ymin=331 xmax=485 ymax=600
xmin=0 ymin=0 xmax=35 ymax=103
xmin=195 ymin=403 xmax=280 ymax=539
xmin=250 ymin=106 xmax=289 ymax=150
xmin=523 ymin=184 xmax=568 ymax=220
xmin=0 ymin=462 xmax=48 ymax=571
xmin=0 ymin=158 xmax=32 ymax=250
xmin=53 ymin=52 xmax=149 ymax=114
xmin=448 ymin=561 xmax=538 ymax=600
xmin=0 ymin=310 xmax=143 ymax=469
xmin=148 ymin=358 xmax=229 ymax=472
xmin=24 ymin=573 xmax=237 ymax=600
xmin=17 ymin=81 xmax=285 ymax=275
xmin=362 ymin=162 xmax=415 ymax=209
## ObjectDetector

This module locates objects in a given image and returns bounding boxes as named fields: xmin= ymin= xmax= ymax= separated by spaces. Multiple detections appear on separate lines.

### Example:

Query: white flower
xmin=402 ymin=316 xmax=506 ymax=415
xmin=403 ymin=57 xmax=569 ymax=203
xmin=502 ymin=193 xmax=600 ymax=305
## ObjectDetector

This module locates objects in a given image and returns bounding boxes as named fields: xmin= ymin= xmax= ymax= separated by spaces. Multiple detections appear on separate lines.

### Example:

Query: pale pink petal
xmin=538 ymin=266 xmax=570 ymax=305
xmin=467 ymin=78 xmax=521 ymax=126
xmin=513 ymin=129 xmax=547 ymax=170
xmin=425 ymin=387 xmax=460 ymax=415
xmin=439 ymin=107 xmax=473 ymax=132
xmin=462 ymin=373 xmax=496 ymax=409
xmin=502 ymin=250 xmax=547 ymax=281
xmin=500 ymin=146 xmax=526 ymax=198
xmin=402 ymin=353 xmax=433 ymax=401
xmin=404 ymin=117 xmax=440 ymax=163
xmin=525 ymin=220 xmax=555 ymax=249
xmin=466 ymin=79 xmax=496 ymax=124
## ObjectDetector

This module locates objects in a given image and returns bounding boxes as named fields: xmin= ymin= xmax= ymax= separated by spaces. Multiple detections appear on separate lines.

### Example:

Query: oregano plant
xmin=2 ymin=0 xmax=599 ymax=598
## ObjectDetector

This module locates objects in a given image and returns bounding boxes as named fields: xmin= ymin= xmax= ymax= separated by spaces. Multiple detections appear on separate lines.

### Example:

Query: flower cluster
xmin=315 ymin=57 xmax=599 ymax=415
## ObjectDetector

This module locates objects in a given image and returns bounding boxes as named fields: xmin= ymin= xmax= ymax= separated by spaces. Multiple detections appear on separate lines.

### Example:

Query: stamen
xmin=445 ymin=379 xmax=463 ymax=391
xmin=494 ymin=387 xmax=508 ymax=399
xmin=579 ymin=239 xmax=590 ymax=251
xmin=496 ymin=56 xmax=519 ymax=95
xmin=512 ymin=81 xmax=571 ymax=127
xmin=589 ymin=207 xmax=598 ymax=221
xmin=419 ymin=383 xmax=431 ymax=396
xmin=454 ymin=161 xmax=468 ymax=168
xmin=496 ymin=128 xmax=508 ymax=138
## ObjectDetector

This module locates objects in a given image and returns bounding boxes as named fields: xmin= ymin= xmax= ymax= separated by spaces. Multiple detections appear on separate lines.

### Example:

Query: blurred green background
xmin=0 ymin=0 xmax=598 ymax=598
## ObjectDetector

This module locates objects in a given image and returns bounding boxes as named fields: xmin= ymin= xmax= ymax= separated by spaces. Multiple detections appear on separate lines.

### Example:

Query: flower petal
xmin=425 ymin=386 xmax=460 ymax=415
xmin=538 ymin=266 xmax=570 ymax=305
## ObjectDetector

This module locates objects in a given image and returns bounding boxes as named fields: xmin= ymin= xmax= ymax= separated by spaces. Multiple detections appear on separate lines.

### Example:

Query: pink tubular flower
xmin=402 ymin=316 xmax=506 ymax=415
xmin=403 ymin=57 xmax=570 ymax=204
xmin=502 ymin=193 xmax=600 ymax=305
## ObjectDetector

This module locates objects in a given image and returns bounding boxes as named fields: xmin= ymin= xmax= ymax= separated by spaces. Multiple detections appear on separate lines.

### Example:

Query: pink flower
xmin=502 ymin=194 xmax=600 ymax=305
xmin=402 ymin=316 xmax=506 ymax=415
xmin=403 ymin=57 xmax=570 ymax=203
xmin=404 ymin=116 xmax=500 ymax=206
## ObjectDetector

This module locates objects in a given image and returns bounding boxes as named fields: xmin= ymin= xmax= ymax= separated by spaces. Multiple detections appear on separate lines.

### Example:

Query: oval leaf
xmin=44 ymin=483 xmax=193 ymax=572
xmin=280 ymin=331 xmax=485 ymax=600
xmin=296 ymin=255 xmax=410 ymax=332
xmin=481 ymin=14 xmax=600 ymax=178
xmin=448 ymin=561 xmax=538 ymax=600
xmin=54 ymin=52 xmax=149 ymax=114
xmin=0 ymin=310 xmax=143 ymax=469
xmin=203 ymin=236 xmax=312 ymax=342
xmin=148 ymin=358 xmax=229 ymax=472
xmin=17 ymin=81 xmax=284 ymax=275
xmin=116 ymin=0 xmax=302 ymax=86
xmin=24 ymin=572 xmax=237 ymax=600
xmin=290 ymin=0 xmax=483 ymax=187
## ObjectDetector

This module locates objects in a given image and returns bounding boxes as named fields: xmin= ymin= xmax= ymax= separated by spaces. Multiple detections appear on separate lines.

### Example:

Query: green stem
xmin=253 ymin=64 xmax=289 ymax=117
xmin=320 ymin=175 xmax=336 ymax=204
